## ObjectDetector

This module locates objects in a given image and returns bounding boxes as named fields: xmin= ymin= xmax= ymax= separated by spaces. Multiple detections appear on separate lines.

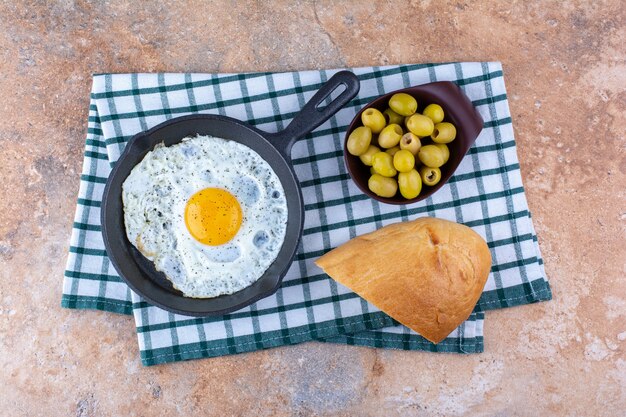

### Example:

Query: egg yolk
xmin=184 ymin=188 xmax=242 ymax=246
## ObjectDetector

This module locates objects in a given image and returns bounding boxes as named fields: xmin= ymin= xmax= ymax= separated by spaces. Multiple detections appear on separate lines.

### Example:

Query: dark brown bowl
xmin=344 ymin=81 xmax=484 ymax=205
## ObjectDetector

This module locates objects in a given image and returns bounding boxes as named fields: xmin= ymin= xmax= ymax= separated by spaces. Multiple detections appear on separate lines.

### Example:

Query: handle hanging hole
xmin=315 ymin=83 xmax=347 ymax=111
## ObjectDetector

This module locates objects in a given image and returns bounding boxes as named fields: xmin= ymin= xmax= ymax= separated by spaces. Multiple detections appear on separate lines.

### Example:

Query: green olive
xmin=435 ymin=143 xmax=450 ymax=164
xmin=359 ymin=145 xmax=381 ymax=166
xmin=385 ymin=146 xmax=400 ymax=156
xmin=371 ymin=151 xmax=397 ymax=177
xmin=347 ymin=126 xmax=372 ymax=156
xmin=368 ymin=174 xmax=398 ymax=198
xmin=423 ymin=104 xmax=445 ymax=123
xmin=406 ymin=114 xmax=435 ymax=137
xmin=399 ymin=133 xmax=421 ymax=155
xmin=361 ymin=108 xmax=386 ymax=134
xmin=431 ymin=122 xmax=456 ymax=144
xmin=377 ymin=124 xmax=403 ymax=148
xmin=398 ymin=169 xmax=422 ymax=199
xmin=389 ymin=93 xmax=418 ymax=116
xmin=393 ymin=149 xmax=415 ymax=173
xmin=419 ymin=166 xmax=442 ymax=186
xmin=418 ymin=144 xmax=445 ymax=168
xmin=383 ymin=108 xmax=404 ymax=125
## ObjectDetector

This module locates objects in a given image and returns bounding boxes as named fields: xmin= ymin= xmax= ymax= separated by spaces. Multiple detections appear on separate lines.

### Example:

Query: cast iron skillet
xmin=101 ymin=71 xmax=360 ymax=316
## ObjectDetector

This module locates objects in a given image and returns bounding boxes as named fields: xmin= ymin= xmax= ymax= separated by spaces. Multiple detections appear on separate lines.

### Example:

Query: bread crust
xmin=315 ymin=217 xmax=492 ymax=343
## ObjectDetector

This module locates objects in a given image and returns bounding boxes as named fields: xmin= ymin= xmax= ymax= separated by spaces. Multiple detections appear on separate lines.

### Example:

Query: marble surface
xmin=1 ymin=1 xmax=624 ymax=416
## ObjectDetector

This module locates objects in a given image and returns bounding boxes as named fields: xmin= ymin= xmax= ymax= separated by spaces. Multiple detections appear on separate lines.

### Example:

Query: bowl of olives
xmin=343 ymin=81 xmax=484 ymax=205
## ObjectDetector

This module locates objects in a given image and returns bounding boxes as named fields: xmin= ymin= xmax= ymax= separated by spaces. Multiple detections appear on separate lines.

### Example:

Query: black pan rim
xmin=101 ymin=115 xmax=305 ymax=317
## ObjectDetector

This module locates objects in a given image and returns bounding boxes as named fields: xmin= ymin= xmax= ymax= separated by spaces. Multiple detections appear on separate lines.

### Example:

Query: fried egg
xmin=122 ymin=135 xmax=288 ymax=298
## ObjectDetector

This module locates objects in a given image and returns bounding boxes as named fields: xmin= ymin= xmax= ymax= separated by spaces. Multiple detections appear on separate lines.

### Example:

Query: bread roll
xmin=315 ymin=217 xmax=491 ymax=343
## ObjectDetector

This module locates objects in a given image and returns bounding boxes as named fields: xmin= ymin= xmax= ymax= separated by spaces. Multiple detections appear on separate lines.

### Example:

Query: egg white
xmin=122 ymin=135 xmax=288 ymax=298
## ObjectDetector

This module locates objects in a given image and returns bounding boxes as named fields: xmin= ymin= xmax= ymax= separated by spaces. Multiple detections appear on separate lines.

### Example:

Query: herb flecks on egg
xmin=122 ymin=135 xmax=288 ymax=298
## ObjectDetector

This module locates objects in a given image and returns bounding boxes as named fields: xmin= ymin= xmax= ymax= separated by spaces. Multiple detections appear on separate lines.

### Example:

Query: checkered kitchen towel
xmin=62 ymin=62 xmax=551 ymax=366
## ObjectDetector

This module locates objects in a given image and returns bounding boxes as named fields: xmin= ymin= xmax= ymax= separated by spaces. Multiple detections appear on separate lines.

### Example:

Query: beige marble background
xmin=1 ymin=1 xmax=624 ymax=416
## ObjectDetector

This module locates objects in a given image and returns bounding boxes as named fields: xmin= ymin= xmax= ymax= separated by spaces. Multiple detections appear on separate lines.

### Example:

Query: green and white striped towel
xmin=62 ymin=62 xmax=551 ymax=366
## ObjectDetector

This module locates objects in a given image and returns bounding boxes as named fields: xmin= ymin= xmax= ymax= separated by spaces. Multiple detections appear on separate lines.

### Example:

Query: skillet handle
xmin=267 ymin=70 xmax=360 ymax=159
